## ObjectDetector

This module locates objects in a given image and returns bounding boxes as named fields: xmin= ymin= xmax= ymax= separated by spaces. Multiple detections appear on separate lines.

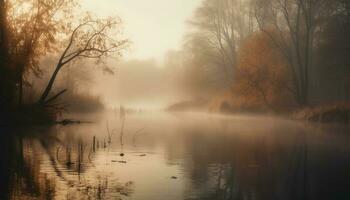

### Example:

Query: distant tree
xmin=254 ymin=0 xmax=332 ymax=106
xmin=38 ymin=15 xmax=128 ymax=105
xmin=234 ymin=32 xmax=296 ymax=111
xmin=182 ymin=34 xmax=229 ymax=97
xmin=316 ymin=0 xmax=350 ymax=68
xmin=314 ymin=0 xmax=350 ymax=101
xmin=188 ymin=0 xmax=253 ymax=85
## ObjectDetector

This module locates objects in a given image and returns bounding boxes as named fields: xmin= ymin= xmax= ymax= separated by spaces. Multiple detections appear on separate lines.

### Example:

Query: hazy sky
xmin=82 ymin=0 xmax=201 ymax=61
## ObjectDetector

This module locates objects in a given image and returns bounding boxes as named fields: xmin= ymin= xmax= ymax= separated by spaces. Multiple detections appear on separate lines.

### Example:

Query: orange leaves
xmin=6 ymin=0 xmax=77 ymax=77
xmin=233 ymin=31 xmax=296 ymax=111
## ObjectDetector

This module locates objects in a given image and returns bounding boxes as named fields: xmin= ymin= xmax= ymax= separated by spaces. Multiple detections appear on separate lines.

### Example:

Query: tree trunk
xmin=18 ymin=73 xmax=23 ymax=106
xmin=38 ymin=64 xmax=62 ymax=104
xmin=0 ymin=0 xmax=7 ymax=62
xmin=0 ymin=0 xmax=13 ymax=108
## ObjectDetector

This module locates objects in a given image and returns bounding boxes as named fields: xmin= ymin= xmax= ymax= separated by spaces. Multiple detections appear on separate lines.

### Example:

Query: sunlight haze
xmin=1 ymin=0 xmax=350 ymax=199
xmin=82 ymin=0 xmax=201 ymax=61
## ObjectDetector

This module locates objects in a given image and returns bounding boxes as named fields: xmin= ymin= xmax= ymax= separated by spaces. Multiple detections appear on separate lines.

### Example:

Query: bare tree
xmin=254 ymin=0 xmax=331 ymax=106
xmin=189 ymin=0 xmax=253 ymax=85
xmin=38 ymin=16 xmax=128 ymax=105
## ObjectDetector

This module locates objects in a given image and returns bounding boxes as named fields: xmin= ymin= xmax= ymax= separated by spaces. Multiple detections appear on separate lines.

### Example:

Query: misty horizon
xmin=0 ymin=0 xmax=349 ymax=200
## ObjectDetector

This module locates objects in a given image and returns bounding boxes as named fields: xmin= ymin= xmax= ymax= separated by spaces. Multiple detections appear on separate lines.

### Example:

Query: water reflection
xmin=0 ymin=113 xmax=350 ymax=200
xmin=0 ymin=126 xmax=134 ymax=200
xmin=0 ymin=127 xmax=55 ymax=199
xmin=179 ymin=122 xmax=307 ymax=200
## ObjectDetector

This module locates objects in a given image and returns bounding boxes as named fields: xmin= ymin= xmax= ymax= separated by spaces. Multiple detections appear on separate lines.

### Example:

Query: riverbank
xmin=293 ymin=102 xmax=350 ymax=124
xmin=167 ymin=100 xmax=350 ymax=124
xmin=0 ymin=104 xmax=101 ymax=127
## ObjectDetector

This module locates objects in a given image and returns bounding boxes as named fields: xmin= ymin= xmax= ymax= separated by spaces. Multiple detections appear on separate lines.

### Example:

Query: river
xmin=0 ymin=111 xmax=349 ymax=200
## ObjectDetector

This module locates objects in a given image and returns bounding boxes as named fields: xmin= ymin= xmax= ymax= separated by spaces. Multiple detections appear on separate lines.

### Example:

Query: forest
xmin=169 ymin=0 xmax=350 ymax=118
xmin=0 ymin=0 xmax=349 ymax=123
xmin=1 ymin=1 xmax=350 ymax=200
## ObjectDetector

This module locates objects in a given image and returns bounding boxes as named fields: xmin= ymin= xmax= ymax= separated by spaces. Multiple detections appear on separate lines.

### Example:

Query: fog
xmin=17 ymin=0 xmax=348 ymax=112
xmin=91 ymin=59 xmax=185 ymax=109
xmin=1 ymin=0 xmax=350 ymax=199
xmin=81 ymin=0 xmax=202 ymax=60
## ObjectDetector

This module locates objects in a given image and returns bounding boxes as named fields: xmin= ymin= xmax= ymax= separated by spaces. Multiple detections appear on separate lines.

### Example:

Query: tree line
xmin=172 ymin=0 xmax=350 ymax=111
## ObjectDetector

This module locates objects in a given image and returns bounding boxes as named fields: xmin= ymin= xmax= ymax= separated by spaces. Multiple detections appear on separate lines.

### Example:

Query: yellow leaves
xmin=6 ymin=0 xmax=78 ymax=75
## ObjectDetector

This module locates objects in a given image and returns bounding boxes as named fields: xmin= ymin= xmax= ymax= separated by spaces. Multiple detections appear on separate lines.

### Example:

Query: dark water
xmin=1 ymin=112 xmax=350 ymax=200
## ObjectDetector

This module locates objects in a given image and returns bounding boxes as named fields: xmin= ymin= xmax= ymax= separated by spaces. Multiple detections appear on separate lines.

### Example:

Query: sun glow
xmin=81 ymin=0 xmax=201 ymax=60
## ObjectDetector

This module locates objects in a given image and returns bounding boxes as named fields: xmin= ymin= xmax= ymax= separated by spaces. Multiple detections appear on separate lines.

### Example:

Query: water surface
xmin=1 ymin=112 xmax=350 ymax=200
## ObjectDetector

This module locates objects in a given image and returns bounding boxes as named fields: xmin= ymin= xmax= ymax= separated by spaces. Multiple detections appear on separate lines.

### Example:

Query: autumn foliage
xmin=231 ymin=32 xmax=297 ymax=112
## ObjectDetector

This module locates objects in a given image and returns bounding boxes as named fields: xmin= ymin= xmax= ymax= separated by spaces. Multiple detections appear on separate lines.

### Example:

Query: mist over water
xmin=0 ymin=0 xmax=349 ymax=199
xmin=1 ymin=111 xmax=350 ymax=200
xmin=91 ymin=59 xmax=186 ymax=109
xmin=2 ymin=86 xmax=348 ymax=200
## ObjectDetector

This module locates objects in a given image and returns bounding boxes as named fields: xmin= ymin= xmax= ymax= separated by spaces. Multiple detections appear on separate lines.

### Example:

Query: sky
xmin=82 ymin=0 xmax=202 ymax=61
xmin=80 ymin=0 xmax=203 ymax=108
